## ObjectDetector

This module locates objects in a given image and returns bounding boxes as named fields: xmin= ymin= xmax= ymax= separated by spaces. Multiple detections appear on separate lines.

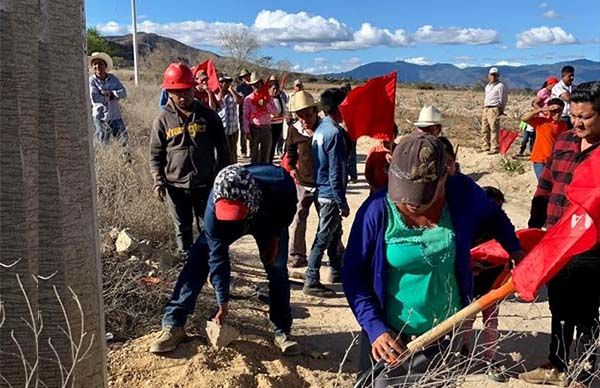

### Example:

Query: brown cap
xmin=388 ymin=133 xmax=447 ymax=205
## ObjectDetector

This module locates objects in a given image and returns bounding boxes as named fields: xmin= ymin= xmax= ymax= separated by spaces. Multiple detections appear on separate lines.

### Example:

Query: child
xmin=462 ymin=186 xmax=508 ymax=382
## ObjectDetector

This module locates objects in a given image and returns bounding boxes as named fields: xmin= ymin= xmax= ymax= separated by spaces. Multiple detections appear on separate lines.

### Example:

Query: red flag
xmin=499 ymin=129 xmax=520 ymax=155
xmin=194 ymin=59 xmax=219 ymax=92
xmin=249 ymin=79 xmax=271 ymax=120
xmin=471 ymin=228 xmax=546 ymax=266
xmin=512 ymin=148 xmax=600 ymax=301
xmin=340 ymin=72 xmax=396 ymax=142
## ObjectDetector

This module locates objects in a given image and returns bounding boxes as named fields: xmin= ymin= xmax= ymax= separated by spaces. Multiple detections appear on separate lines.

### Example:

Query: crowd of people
xmin=88 ymin=51 xmax=599 ymax=387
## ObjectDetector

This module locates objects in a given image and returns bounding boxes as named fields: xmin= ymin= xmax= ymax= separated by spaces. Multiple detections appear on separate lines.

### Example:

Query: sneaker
xmin=149 ymin=326 xmax=187 ymax=354
xmin=303 ymin=282 xmax=336 ymax=298
xmin=289 ymin=256 xmax=308 ymax=268
xmin=519 ymin=363 xmax=566 ymax=386
xmin=328 ymin=271 xmax=342 ymax=284
xmin=274 ymin=332 xmax=301 ymax=356
xmin=486 ymin=364 xmax=509 ymax=383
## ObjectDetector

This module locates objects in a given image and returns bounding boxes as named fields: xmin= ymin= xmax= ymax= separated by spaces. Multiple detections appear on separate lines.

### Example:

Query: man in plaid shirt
xmin=216 ymin=74 xmax=244 ymax=164
xmin=521 ymin=81 xmax=600 ymax=387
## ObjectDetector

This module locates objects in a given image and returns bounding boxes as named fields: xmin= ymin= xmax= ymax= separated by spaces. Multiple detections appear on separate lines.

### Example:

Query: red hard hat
xmin=161 ymin=63 xmax=196 ymax=90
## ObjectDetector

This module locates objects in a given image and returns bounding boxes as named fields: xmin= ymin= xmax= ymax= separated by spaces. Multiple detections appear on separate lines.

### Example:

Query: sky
xmin=86 ymin=0 xmax=600 ymax=74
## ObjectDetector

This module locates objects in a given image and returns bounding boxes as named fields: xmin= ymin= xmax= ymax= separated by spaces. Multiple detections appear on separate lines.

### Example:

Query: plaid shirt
xmin=217 ymin=93 xmax=239 ymax=135
xmin=530 ymin=130 xmax=599 ymax=228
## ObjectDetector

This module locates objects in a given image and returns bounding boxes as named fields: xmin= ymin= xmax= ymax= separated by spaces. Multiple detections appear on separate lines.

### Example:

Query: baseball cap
xmin=489 ymin=67 xmax=499 ymax=75
xmin=388 ymin=133 xmax=447 ymax=206
xmin=213 ymin=165 xmax=262 ymax=221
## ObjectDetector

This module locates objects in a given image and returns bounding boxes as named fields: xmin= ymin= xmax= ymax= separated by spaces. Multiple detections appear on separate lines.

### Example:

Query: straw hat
xmin=247 ymin=72 xmax=262 ymax=85
xmin=89 ymin=52 xmax=113 ymax=71
xmin=238 ymin=68 xmax=250 ymax=78
xmin=414 ymin=105 xmax=443 ymax=127
xmin=289 ymin=91 xmax=318 ymax=112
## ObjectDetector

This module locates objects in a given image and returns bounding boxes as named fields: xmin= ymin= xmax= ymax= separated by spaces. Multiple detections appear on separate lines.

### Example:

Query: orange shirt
xmin=529 ymin=117 xmax=567 ymax=163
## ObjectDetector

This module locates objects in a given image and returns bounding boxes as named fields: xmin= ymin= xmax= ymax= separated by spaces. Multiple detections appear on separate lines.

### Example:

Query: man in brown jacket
xmin=150 ymin=63 xmax=230 ymax=259
xmin=286 ymin=91 xmax=320 ymax=267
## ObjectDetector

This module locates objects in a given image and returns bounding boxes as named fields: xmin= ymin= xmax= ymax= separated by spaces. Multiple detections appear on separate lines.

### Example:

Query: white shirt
xmin=484 ymin=81 xmax=508 ymax=109
xmin=551 ymin=80 xmax=572 ymax=117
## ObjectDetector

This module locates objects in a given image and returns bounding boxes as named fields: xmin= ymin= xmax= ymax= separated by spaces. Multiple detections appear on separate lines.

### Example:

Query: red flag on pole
xmin=499 ymin=129 xmax=520 ymax=155
xmin=194 ymin=59 xmax=219 ymax=92
xmin=512 ymin=148 xmax=600 ymax=301
xmin=339 ymin=71 xmax=397 ymax=142
xmin=471 ymin=228 xmax=546 ymax=266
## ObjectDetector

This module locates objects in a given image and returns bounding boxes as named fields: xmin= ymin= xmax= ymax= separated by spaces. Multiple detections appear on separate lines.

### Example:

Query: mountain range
xmin=104 ymin=33 xmax=598 ymax=89
xmin=327 ymin=59 xmax=600 ymax=89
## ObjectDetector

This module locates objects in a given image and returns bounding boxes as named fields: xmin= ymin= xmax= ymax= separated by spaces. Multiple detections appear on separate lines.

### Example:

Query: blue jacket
xmin=312 ymin=116 xmax=349 ymax=212
xmin=342 ymin=173 xmax=521 ymax=344
xmin=203 ymin=164 xmax=297 ymax=304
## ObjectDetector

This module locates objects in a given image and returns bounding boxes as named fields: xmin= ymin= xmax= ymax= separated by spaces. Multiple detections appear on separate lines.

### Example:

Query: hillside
xmin=328 ymin=59 xmax=600 ymax=89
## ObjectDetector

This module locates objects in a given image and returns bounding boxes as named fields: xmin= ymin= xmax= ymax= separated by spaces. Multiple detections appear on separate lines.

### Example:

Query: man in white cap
xmin=414 ymin=105 xmax=443 ymax=137
xmin=89 ymin=52 xmax=128 ymax=146
xmin=481 ymin=67 xmax=508 ymax=154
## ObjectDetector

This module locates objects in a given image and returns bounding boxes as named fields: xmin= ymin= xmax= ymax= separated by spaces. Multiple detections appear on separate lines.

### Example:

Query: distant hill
xmin=104 ymin=32 xmax=220 ymax=62
xmin=327 ymin=59 xmax=600 ymax=89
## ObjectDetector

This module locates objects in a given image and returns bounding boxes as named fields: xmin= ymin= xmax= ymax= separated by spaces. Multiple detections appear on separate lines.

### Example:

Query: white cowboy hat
xmin=89 ymin=52 xmax=113 ymax=71
xmin=414 ymin=105 xmax=443 ymax=127
xmin=247 ymin=72 xmax=263 ymax=85
xmin=289 ymin=91 xmax=318 ymax=112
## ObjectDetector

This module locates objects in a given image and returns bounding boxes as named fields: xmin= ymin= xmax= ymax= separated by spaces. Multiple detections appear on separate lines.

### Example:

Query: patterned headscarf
xmin=213 ymin=165 xmax=262 ymax=216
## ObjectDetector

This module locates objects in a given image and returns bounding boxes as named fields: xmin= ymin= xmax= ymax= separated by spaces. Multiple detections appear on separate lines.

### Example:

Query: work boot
xmin=328 ymin=270 xmax=342 ymax=284
xmin=274 ymin=332 xmax=301 ymax=356
xmin=149 ymin=326 xmax=187 ymax=354
xmin=289 ymin=256 xmax=308 ymax=268
xmin=519 ymin=363 xmax=566 ymax=386
xmin=303 ymin=282 xmax=336 ymax=298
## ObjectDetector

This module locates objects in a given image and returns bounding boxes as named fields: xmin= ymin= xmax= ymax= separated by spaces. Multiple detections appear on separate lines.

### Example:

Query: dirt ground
xmin=105 ymin=132 xmax=579 ymax=388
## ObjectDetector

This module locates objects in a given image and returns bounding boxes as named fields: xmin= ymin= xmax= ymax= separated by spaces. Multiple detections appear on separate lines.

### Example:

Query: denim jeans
xmin=533 ymin=162 xmax=545 ymax=180
xmin=165 ymin=186 xmax=209 ymax=256
xmin=162 ymin=229 xmax=293 ymax=334
xmin=305 ymin=198 xmax=343 ymax=285
xmin=519 ymin=130 xmax=536 ymax=154
xmin=93 ymin=117 xmax=128 ymax=146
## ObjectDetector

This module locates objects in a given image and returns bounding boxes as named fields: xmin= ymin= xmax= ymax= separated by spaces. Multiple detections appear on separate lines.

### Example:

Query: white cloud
xmin=539 ymin=2 xmax=549 ymax=7
xmin=542 ymin=10 xmax=561 ymax=19
xmin=493 ymin=60 xmax=525 ymax=66
xmin=403 ymin=56 xmax=431 ymax=65
xmin=252 ymin=10 xmax=352 ymax=44
xmin=294 ymin=23 xmax=411 ymax=52
xmin=516 ymin=26 xmax=577 ymax=48
xmin=413 ymin=25 xmax=500 ymax=45
xmin=96 ymin=20 xmax=246 ymax=47
xmin=454 ymin=63 xmax=475 ymax=69
xmin=296 ymin=57 xmax=362 ymax=74
xmin=341 ymin=57 xmax=362 ymax=67
xmin=314 ymin=57 xmax=327 ymax=65
xmin=95 ymin=10 xmax=501 ymax=53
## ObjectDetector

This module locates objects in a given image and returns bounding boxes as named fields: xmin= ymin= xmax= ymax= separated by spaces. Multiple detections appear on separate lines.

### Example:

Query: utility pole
xmin=131 ymin=0 xmax=139 ymax=85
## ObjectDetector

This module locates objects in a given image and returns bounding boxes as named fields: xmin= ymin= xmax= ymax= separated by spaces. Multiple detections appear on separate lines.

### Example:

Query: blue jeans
xmin=519 ymin=130 xmax=535 ymax=154
xmin=165 ymin=186 xmax=209 ymax=256
xmin=305 ymin=198 xmax=343 ymax=285
xmin=93 ymin=117 xmax=128 ymax=145
xmin=533 ymin=162 xmax=545 ymax=180
xmin=161 ymin=229 xmax=293 ymax=334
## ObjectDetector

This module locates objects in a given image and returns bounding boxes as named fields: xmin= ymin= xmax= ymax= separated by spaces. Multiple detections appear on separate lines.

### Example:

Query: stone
xmin=108 ymin=227 xmax=120 ymax=241
xmin=115 ymin=229 xmax=139 ymax=254
xmin=205 ymin=320 xmax=239 ymax=348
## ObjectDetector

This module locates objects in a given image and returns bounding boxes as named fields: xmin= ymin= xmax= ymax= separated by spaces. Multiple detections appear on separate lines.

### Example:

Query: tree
xmin=218 ymin=27 xmax=261 ymax=70
xmin=87 ymin=27 xmax=111 ymax=54
xmin=1 ymin=1 xmax=106 ymax=387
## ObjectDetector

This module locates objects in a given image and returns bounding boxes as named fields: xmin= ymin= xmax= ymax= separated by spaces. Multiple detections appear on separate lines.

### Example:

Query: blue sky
xmin=86 ymin=0 xmax=600 ymax=73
